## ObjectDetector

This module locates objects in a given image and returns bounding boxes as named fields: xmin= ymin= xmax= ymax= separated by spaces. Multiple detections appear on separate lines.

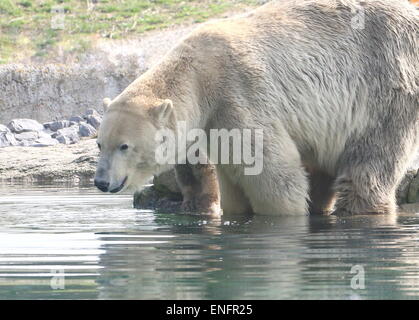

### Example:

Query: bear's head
xmin=94 ymin=96 xmax=174 ymax=193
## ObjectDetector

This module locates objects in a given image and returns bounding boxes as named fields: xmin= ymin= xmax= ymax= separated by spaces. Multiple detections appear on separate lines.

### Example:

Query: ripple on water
xmin=0 ymin=183 xmax=418 ymax=299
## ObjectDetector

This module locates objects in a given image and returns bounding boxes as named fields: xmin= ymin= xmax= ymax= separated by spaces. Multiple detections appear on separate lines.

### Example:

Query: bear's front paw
xmin=181 ymin=199 xmax=196 ymax=213
xmin=199 ymin=203 xmax=222 ymax=217
xmin=196 ymin=194 xmax=222 ymax=217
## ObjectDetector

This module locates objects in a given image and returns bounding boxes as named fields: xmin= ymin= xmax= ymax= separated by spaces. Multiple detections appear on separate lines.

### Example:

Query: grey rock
xmin=154 ymin=169 xmax=181 ymax=194
xmin=396 ymin=170 xmax=415 ymax=204
xmin=32 ymin=136 xmax=59 ymax=147
xmin=14 ymin=131 xmax=40 ymax=142
xmin=19 ymin=140 xmax=35 ymax=147
xmin=0 ymin=124 xmax=10 ymax=133
xmin=43 ymin=120 xmax=71 ymax=132
xmin=397 ymin=151 xmax=419 ymax=204
xmin=83 ymin=109 xmax=100 ymax=119
xmin=55 ymin=126 xmax=80 ymax=144
xmin=86 ymin=114 xmax=102 ymax=129
xmin=69 ymin=115 xmax=84 ymax=123
xmin=400 ymin=203 xmax=419 ymax=214
xmin=7 ymin=119 xmax=43 ymax=133
xmin=0 ymin=131 xmax=19 ymax=147
xmin=407 ymin=172 xmax=419 ymax=203
xmin=78 ymin=122 xmax=97 ymax=137
xmin=133 ymin=170 xmax=183 ymax=210
xmin=133 ymin=185 xmax=182 ymax=212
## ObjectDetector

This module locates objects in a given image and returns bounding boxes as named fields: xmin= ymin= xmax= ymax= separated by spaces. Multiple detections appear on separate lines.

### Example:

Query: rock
xmin=19 ymin=140 xmax=35 ymax=147
xmin=54 ymin=126 xmax=80 ymax=144
xmin=396 ymin=170 xmax=415 ymax=204
xmin=71 ymin=155 xmax=97 ymax=165
xmin=13 ymin=130 xmax=56 ymax=147
xmin=7 ymin=119 xmax=43 ymax=133
xmin=78 ymin=122 xmax=97 ymax=137
xmin=396 ymin=151 xmax=419 ymax=204
xmin=14 ymin=131 xmax=40 ymax=142
xmin=0 ymin=130 xmax=19 ymax=147
xmin=133 ymin=185 xmax=182 ymax=212
xmin=69 ymin=115 xmax=84 ymax=123
xmin=400 ymin=203 xmax=419 ymax=214
xmin=32 ymin=136 xmax=59 ymax=147
xmin=43 ymin=120 xmax=71 ymax=132
xmin=83 ymin=108 xmax=100 ymax=118
xmin=407 ymin=172 xmax=419 ymax=203
xmin=0 ymin=124 xmax=9 ymax=133
xmin=0 ymin=138 xmax=99 ymax=182
xmin=154 ymin=169 xmax=181 ymax=194
xmin=133 ymin=170 xmax=183 ymax=211
xmin=133 ymin=186 xmax=158 ymax=209
xmin=86 ymin=114 xmax=102 ymax=129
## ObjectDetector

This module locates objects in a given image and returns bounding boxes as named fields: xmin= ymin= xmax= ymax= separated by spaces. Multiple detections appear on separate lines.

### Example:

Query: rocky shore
xmin=0 ymin=108 xmax=102 ymax=148
xmin=0 ymin=138 xmax=98 ymax=183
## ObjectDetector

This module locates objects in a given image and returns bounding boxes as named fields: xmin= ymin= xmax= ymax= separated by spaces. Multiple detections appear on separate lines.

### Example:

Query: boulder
xmin=14 ymin=131 xmax=40 ymax=142
xmin=13 ymin=130 xmax=56 ymax=147
xmin=79 ymin=122 xmax=97 ymax=137
xmin=133 ymin=185 xmax=183 ymax=212
xmin=0 ymin=130 xmax=19 ymax=147
xmin=69 ymin=115 xmax=84 ymax=123
xmin=83 ymin=108 xmax=100 ymax=118
xmin=54 ymin=126 xmax=80 ymax=144
xmin=0 ymin=124 xmax=9 ymax=133
xmin=407 ymin=172 xmax=419 ymax=203
xmin=86 ymin=114 xmax=102 ymax=129
xmin=133 ymin=169 xmax=182 ymax=210
xmin=397 ymin=152 xmax=419 ymax=204
xmin=153 ymin=169 xmax=181 ymax=194
xmin=7 ymin=119 xmax=43 ymax=133
xmin=43 ymin=120 xmax=71 ymax=132
xmin=32 ymin=136 xmax=59 ymax=147
xmin=396 ymin=170 xmax=416 ymax=204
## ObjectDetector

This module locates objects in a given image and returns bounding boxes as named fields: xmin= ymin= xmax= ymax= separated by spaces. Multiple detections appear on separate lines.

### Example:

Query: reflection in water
xmin=0 ymin=183 xmax=418 ymax=299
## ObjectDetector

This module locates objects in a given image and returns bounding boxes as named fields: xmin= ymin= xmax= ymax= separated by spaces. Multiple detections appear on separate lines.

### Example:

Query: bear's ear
xmin=103 ymin=98 xmax=112 ymax=111
xmin=151 ymin=99 xmax=173 ymax=124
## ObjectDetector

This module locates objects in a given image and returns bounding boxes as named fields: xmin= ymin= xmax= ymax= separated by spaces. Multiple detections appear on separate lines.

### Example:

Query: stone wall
xmin=0 ymin=26 xmax=193 ymax=124
xmin=0 ymin=62 xmax=139 ymax=124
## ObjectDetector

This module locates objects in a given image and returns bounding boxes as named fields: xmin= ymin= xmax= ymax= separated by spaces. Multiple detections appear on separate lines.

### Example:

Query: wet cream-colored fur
xmin=95 ymin=0 xmax=418 ymax=216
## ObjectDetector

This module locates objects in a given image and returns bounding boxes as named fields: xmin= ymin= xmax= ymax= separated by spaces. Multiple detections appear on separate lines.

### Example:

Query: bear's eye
xmin=120 ymin=144 xmax=129 ymax=151
xmin=97 ymin=143 xmax=101 ymax=151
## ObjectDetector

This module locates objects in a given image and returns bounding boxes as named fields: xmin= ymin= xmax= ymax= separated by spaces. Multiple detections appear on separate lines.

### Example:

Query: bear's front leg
xmin=192 ymin=163 xmax=221 ymax=216
xmin=175 ymin=162 xmax=221 ymax=216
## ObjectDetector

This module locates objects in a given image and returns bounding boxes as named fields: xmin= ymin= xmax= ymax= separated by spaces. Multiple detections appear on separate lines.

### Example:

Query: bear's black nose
xmin=94 ymin=179 xmax=109 ymax=192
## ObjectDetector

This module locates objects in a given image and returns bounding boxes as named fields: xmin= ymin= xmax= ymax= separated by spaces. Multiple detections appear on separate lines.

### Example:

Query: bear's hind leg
xmin=333 ymin=120 xmax=417 ymax=215
xmin=307 ymin=168 xmax=336 ymax=215
xmin=241 ymin=133 xmax=310 ymax=215
xmin=216 ymin=166 xmax=253 ymax=216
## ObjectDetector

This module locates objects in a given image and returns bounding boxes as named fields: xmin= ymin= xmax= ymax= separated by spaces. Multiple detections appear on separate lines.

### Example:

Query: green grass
xmin=0 ymin=0 xmax=259 ymax=64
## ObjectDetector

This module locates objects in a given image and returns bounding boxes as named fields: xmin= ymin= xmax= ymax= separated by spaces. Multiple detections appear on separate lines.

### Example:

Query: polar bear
xmin=94 ymin=0 xmax=418 ymax=216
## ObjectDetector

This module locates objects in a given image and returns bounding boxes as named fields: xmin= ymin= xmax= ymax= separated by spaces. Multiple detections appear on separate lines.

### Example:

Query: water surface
xmin=0 ymin=183 xmax=418 ymax=299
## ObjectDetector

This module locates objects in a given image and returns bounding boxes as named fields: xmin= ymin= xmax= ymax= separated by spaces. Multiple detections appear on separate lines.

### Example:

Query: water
xmin=0 ymin=183 xmax=418 ymax=300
